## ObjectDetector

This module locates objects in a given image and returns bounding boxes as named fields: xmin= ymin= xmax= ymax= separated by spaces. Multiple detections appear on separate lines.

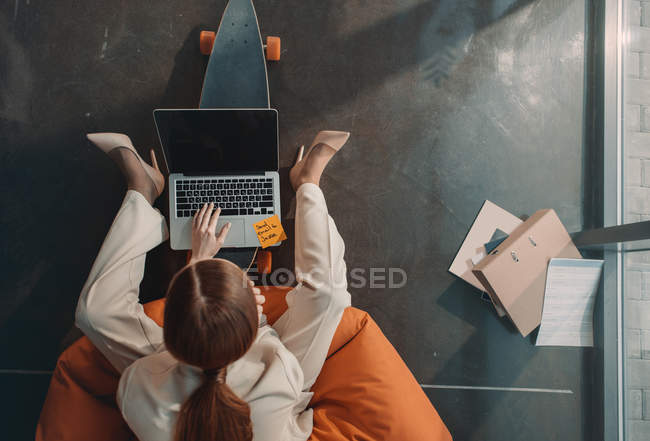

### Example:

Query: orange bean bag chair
xmin=36 ymin=286 xmax=451 ymax=441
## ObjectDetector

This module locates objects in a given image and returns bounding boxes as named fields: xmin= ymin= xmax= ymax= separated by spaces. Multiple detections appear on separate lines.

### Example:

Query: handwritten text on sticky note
xmin=253 ymin=215 xmax=287 ymax=248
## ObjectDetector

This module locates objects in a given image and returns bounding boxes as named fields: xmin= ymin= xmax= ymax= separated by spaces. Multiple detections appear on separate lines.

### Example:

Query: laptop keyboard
xmin=175 ymin=177 xmax=275 ymax=218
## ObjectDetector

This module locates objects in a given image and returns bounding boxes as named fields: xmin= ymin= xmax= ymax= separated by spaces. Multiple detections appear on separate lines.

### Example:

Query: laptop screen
xmin=154 ymin=109 xmax=278 ymax=174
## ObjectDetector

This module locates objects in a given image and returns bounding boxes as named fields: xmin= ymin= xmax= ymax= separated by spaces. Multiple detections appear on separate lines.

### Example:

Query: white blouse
xmin=116 ymin=325 xmax=315 ymax=441
xmin=76 ymin=187 xmax=350 ymax=441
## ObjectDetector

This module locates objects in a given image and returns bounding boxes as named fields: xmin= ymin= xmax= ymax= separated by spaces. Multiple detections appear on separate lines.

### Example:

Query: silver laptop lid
xmin=154 ymin=108 xmax=279 ymax=175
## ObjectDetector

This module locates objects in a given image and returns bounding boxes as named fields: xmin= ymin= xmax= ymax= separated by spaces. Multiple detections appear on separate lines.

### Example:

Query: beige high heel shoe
xmin=87 ymin=132 xmax=164 ymax=195
xmin=295 ymin=130 xmax=351 ymax=162
xmin=290 ymin=130 xmax=350 ymax=191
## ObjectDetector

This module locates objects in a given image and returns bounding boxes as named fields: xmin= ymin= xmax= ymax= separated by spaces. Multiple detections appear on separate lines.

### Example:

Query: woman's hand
xmin=248 ymin=279 xmax=266 ymax=324
xmin=190 ymin=203 xmax=231 ymax=264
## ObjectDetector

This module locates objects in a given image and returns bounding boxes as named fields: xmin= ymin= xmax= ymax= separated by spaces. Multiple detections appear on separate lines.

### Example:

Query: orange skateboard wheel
xmin=257 ymin=250 xmax=272 ymax=274
xmin=200 ymin=30 xmax=216 ymax=55
xmin=266 ymin=36 xmax=281 ymax=61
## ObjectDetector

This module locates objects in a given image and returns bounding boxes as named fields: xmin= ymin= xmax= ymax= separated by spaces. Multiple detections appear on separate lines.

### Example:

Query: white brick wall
xmin=643 ymin=1 xmax=650 ymax=26
xmin=626 ymin=301 xmax=650 ymax=329
xmin=629 ymin=389 xmax=643 ymax=419
xmin=639 ymin=52 xmax=650 ymax=78
xmin=627 ymin=79 xmax=650 ymax=104
xmin=627 ymin=359 xmax=650 ymax=387
xmin=642 ymin=106 xmax=650 ymax=131
xmin=630 ymin=26 xmax=650 ymax=52
xmin=643 ymin=273 xmax=650 ymax=299
xmin=628 ymin=420 xmax=650 ymax=441
xmin=643 ymin=330 xmax=650 ymax=358
xmin=626 ymin=186 xmax=650 ymax=213
xmin=625 ymin=1 xmax=650 ymax=434
xmin=628 ymin=271 xmax=643 ymax=299
xmin=627 ymin=158 xmax=642 ymax=186
xmin=627 ymin=105 xmax=641 ymax=132
xmin=629 ymin=329 xmax=642 ymax=357
xmin=629 ymin=52 xmax=641 ymax=78
xmin=642 ymin=159 xmax=650 ymax=185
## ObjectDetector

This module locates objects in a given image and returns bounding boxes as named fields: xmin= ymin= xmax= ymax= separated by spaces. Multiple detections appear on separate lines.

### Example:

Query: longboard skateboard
xmin=199 ymin=0 xmax=280 ymax=108
xmin=195 ymin=0 xmax=279 ymax=273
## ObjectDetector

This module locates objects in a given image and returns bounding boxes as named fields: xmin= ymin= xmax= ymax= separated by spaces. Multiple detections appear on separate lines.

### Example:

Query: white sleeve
xmin=75 ymin=190 xmax=168 ymax=373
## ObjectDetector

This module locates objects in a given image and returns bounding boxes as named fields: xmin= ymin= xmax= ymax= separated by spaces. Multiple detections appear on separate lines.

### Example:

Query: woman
xmin=75 ymin=130 xmax=351 ymax=441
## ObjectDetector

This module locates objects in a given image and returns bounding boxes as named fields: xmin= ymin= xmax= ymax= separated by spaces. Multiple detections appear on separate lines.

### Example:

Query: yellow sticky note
xmin=253 ymin=214 xmax=287 ymax=248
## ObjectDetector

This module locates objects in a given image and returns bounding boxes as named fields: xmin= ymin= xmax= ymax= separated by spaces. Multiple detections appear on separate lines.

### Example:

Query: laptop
xmin=154 ymin=108 xmax=281 ymax=250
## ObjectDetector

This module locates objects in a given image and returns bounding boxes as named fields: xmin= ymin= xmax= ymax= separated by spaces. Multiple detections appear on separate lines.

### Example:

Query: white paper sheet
xmin=535 ymin=258 xmax=603 ymax=347
xmin=448 ymin=200 xmax=522 ymax=292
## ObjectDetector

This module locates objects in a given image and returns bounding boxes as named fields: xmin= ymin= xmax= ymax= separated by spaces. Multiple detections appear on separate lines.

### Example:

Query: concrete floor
xmin=0 ymin=0 xmax=600 ymax=439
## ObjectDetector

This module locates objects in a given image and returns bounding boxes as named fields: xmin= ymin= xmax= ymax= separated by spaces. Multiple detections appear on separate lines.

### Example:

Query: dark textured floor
xmin=1 ymin=0 xmax=599 ymax=440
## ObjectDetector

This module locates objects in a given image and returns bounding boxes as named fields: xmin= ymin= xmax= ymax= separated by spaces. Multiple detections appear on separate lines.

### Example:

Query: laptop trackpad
xmin=218 ymin=219 xmax=245 ymax=247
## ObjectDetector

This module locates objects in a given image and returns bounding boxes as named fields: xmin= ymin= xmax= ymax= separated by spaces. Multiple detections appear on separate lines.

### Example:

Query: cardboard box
xmin=472 ymin=209 xmax=581 ymax=337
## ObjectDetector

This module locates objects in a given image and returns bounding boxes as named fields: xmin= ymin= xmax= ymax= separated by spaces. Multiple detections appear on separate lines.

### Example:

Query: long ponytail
xmin=164 ymin=259 xmax=258 ymax=441
xmin=173 ymin=367 xmax=252 ymax=441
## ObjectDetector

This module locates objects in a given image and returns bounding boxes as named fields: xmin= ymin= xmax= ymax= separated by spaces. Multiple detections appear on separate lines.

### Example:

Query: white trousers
xmin=75 ymin=183 xmax=350 ymax=392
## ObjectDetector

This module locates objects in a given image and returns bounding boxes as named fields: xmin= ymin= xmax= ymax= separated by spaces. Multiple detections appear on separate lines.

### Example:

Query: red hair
xmin=164 ymin=259 xmax=258 ymax=441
